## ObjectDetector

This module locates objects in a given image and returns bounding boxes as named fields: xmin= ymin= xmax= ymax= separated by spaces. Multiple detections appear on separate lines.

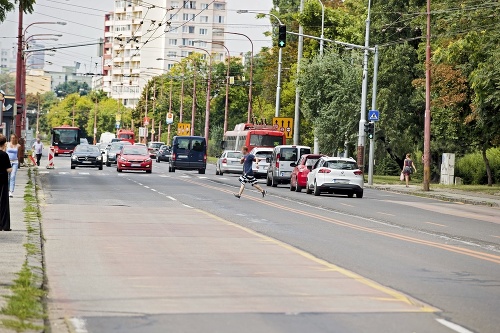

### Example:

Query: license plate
xmin=178 ymin=155 xmax=187 ymax=158
xmin=334 ymin=179 xmax=349 ymax=183
xmin=131 ymin=163 xmax=141 ymax=167
xmin=82 ymin=161 xmax=92 ymax=164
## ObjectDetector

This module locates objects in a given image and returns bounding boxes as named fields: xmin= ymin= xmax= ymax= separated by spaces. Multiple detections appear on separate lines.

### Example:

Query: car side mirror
xmin=101 ymin=151 xmax=105 ymax=154
xmin=290 ymin=162 xmax=296 ymax=167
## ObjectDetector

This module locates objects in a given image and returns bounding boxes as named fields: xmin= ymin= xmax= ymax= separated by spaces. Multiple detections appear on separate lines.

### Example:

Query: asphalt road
xmin=40 ymin=156 xmax=500 ymax=333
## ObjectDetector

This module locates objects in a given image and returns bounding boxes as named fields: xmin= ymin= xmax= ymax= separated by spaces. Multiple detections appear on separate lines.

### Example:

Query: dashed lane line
xmin=436 ymin=319 xmax=474 ymax=333
xmin=425 ymin=222 xmax=447 ymax=228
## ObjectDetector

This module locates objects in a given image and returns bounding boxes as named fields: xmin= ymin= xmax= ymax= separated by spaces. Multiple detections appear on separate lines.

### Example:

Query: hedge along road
xmin=39 ymin=157 xmax=499 ymax=333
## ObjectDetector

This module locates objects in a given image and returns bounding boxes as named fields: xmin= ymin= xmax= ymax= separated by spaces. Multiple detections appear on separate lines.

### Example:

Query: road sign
xmin=177 ymin=123 xmax=191 ymax=136
xmin=368 ymin=110 xmax=380 ymax=122
xmin=115 ymin=114 xmax=121 ymax=121
xmin=272 ymin=117 xmax=293 ymax=139
xmin=143 ymin=116 xmax=150 ymax=126
xmin=115 ymin=121 xmax=120 ymax=129
xmin=166 ymin=112 xmax=174 ymax=125
xmin=139 ymin=127 xmax=147 ymax=137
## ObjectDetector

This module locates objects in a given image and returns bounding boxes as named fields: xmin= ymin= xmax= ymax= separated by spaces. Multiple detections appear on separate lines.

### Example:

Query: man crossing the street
xmin=234 ymin=146 xmax=267 ymax=199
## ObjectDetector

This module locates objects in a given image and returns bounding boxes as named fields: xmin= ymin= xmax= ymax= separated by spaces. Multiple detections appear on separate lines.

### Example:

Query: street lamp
xmin=237 ymin=10 xmax=283 ymax=117
xmin=214 ymin=29 xmax=254 ymax=123
xmin=194 ymin=40 xmax=231 ymax=133
xmin=315 ymin=0 xmax=325 ymax=56
xmin=179 ymin=45 xmax=212 ymax=143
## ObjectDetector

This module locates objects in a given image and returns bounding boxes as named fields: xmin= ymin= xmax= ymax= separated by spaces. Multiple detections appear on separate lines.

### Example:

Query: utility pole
xmin=368 ymin=46 xmax=379 ymax=185
xmin=15 ymin=3 xmax=24 ymax=139
xmin=357 ymin=0 xmax=372 ymax=172
xmin=293 ymin=0 xmax=305 ymax=144
xmin=423 ymin=0 xmax=432 ymax=191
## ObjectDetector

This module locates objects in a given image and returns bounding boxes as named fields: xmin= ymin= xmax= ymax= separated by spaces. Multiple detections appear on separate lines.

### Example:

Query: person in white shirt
xmin=32 ymin=138 xmax=44 ymax=167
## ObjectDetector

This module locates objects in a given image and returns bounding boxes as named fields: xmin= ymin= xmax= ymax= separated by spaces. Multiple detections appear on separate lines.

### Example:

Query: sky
xmin=0 ymin=0 xmax=273 ymax=73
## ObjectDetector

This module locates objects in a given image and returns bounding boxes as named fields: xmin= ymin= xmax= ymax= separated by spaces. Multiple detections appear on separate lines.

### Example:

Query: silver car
xmin=216 ymin=150 xmax=243 ymax=175
xmin=250 ymin=147 xmax=273 ymax=178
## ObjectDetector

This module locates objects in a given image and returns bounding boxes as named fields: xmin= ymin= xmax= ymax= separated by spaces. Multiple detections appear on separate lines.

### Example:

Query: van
xmin=99 ymin=132 xmax=116 ymax=144
xmin=169 ymin=136 xmax=207 ymax=174
xmin=266 ymin=145 xmax=311 ymax=187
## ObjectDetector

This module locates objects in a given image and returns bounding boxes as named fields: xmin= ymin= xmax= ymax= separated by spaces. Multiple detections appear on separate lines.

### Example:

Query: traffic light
xmin=364 ymin=122 xmax=375 ymax=139
xmin=278 ymin=24 xmax=286 ymax=48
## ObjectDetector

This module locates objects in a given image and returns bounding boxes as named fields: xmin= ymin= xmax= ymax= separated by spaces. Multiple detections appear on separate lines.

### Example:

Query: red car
xmin=290 ymin=154 xmax=324 ymax=192
xmin=117 ymin=145 xmax=152 ymax=173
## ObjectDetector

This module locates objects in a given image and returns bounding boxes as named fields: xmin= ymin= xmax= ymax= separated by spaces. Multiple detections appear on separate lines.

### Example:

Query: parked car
xmin=80 ymin=138 xmax=89 ymax=145
xmin=106 ymin=141 xmax=132 ymax=167
xmin=216 ymin=150 xmax=243 ymax=175
xmin=169 ymin=136 xmax=207 ymax=174
xmin=70 ymin=145 xmax=103 ymax=170
xmin=267 ymin=145 xmax=311 ymax=187
xmin=156 ymin=145 xmax=171 ymax=162
xmin=306 ymin=156 xmax=363 ymax=198
xmin=147 ymin=141 xmax=165 ymax=158
xmin=117 ymin=145 xmax=152 ymax=173
xmin=290 ymin=154 xmax=325 ymax=192
xmin=249 ymin=147 xmax=273 ymax=178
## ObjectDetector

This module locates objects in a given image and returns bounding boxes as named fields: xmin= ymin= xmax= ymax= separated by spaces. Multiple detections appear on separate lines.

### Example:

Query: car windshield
xmin=249 ymin=134 xmax=282 ymax=147
xmin=227 ymin=152 xmax=242 ymax=158
xmin=255 ymin=151 xmax=272 ymax=159
xmin=149 ymin=142 xmax=164 ymax=149
xmin=305 ymin=158 xmax=319 ymax=167
xmin=123 ymin=147 xmax=148 ymax=155
xmin=75 ymin=145 xmax=99 ymax=153
xmin=325 ymin=160 xmax=358 ymax=170
xmin=109 ymin=142 xmax=130 ymax=153
xmin=280 ymin=148 xmax=298 ymax=161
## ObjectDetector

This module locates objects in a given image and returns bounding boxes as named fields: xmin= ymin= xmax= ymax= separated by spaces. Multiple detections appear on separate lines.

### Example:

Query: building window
xmin=181 ymin=51 xmax=189 ymax=57
xmin=197 ymin=41 xmax=207 ymax=47
xmin=182 ymin=38 xmax=194 ymax=46
xmin=182 ymin=26 xmax=195 ymax=33
xmin=200 ymin=16 xmax=209 ymax=23
xmin=214 ymin=3 xmax=225 ymax=10
xmin=167 ymin=63 xmax=175 ymax=70
xmin=171 ymin=1 xmax=179 ymax=8
xmin=183 ymin=13 xmax=195 ymax=21
xmin=169 ymin=14 xmax=178 ymax=21
xmin=201 ymin=3 xmax=208 ymax=9
xmin=214 ymin=15 xmax=224 ymax=23
xmin=167 ymin=51 xmax=177 ymax=57
xmin=169 ymin=27 xmax=178 ymax=34
xmin=184 ymin=1 xmax=196 ymax=9
xmin=169 ymin=39 xmax=177 ymax=45
xmin=199 ymin=28 xmax=208 ymax=35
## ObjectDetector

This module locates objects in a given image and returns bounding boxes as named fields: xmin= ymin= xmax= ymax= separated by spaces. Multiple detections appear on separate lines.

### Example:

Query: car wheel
xmin=98 ymin=164 xmax=103 ymax=170
xmin=106 ymin=162 xmax=111 ymax=167
xmin=290 ymin=179 xmax=295 ymax=191
xmin=271 ymin=176 xmax=278 ymax=187
xmin=71 ymin=165 xmax=75 ymax=169
xmin=313 ymin=181 xmax=321 ymax=196
xmin=55 ymin=153 xmax=58 ymax=157
xmin=198 ymin=169 xmax=205 ymax=174
xmin=156 ymin=158 xmax=160 ymax=163
xmin=215 ymin=167 xmax=220 ymax=175
xmin=117 ymin=168 xmax=122 ymax=172
xmin=146 ymin=170 xmax=152 ymax=174
xmin=356 ymin=191 xmax=363 ymax=198
xmin=347 ymin=193 xmax=354 ymax=198
xmin=266 ymin=173 xmax=272 ymax=186
xmin=306 ymin=182 xmax=312 ymax=194
xmin=295 ymin=184 xmax=302 ymax=192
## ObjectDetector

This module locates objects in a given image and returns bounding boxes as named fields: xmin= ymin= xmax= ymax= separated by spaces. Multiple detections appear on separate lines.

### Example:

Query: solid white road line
xmin=183 ymin=204 xmax=193 ymax=208
xmin=166 ymin=196 xmax=177 ymax=201
xmin=436 ymin=319 xmax=475 ymax=333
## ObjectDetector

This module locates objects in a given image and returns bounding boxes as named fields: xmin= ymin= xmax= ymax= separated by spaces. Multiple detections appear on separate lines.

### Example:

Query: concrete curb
xmin=365 ymin=185 xmax=500 ymax=207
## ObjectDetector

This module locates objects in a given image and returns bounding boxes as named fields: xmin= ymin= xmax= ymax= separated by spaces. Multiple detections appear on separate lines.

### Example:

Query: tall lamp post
xmin=194 ymin=41 xmax=231 ymax=133
xmin=237 ymin=10 xmax=283 ymax=117
xmin=179 ymin=45 xmax=212 ymax=143
xmin=215 ymin=30 xmax=254 ymax=123
xmin=314 ymin=0 xmax=325 ymax=154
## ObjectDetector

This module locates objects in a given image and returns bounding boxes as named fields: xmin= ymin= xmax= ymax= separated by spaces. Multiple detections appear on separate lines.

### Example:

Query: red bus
xmin=51 ymin=125 xmax=81 ymax=155
xmin=222 ymin=123 xmax=286 ymax=152
xmin=117 ymin=129 xmax=135 ymax=144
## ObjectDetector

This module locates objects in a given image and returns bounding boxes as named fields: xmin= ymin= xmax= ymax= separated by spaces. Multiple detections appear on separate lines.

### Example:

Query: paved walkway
xmin=0 ymin=167 xmax=30 ymax=332
xmin=366 ymin=183 xmax=500 ymax=207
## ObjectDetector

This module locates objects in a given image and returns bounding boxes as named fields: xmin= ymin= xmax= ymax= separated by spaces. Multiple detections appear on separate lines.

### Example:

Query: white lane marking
xmin=166 ymin=196 xmax=177 ymax=201
xmin=183 ymin=204 xmax=193 ymax=208
xmin=59 ymin=172 xmax=68 ymax=175
xmin=198 ymin=176 xmax=207 ymax=179
xmin=340 ymin=203 xmax=354 ymax=208
xmin=151 ymin=188 xmax=157 ymax=192
xmin=69 ymin=317 xmax=88 ymax=333
xmin=137 ymin=183 xmax=143 ymax=185
xmin=436 ymin=319 xmax=474 ymax=333
xmin=79 ymin=172 xmax=90 ymax=175
xmin=180 ymin=175 xmax=191 ymax=178
xmin=159 ymin=175 xmax=170 ymax=177
xmin=377 ymin=212 xmax=395 ymax=217
xmin=425 ymin=221 xmax=447 ymax=227
xmin=144 ymin=186 xmax=150 ymax=189
xmin=38 ymin=171 xmax=49 ymax=174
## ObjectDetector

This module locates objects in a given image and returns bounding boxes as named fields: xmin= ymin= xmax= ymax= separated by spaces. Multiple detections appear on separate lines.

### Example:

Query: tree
xmin=0 ymin=0 xmax=36 ymax=22
xmin=54 ymin=81 xmax=90 ymax=97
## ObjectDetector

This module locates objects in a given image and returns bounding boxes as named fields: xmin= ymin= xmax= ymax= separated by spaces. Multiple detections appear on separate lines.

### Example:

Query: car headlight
xmin=71 ymin=155 xmax=78 ymax=160
xmin=120 ymin=157 xmax=127 ymax=162
xmin=109 ymin=153 xmax=116 ymax=158
xmin=145 ymin=158 xmax=151 ymax=162
xmin=97 ymin=156 xmax=102 ymax=160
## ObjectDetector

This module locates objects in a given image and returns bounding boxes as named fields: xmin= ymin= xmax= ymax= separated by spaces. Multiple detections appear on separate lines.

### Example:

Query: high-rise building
xmin=101 ymin=0 xmax=227 ymax=108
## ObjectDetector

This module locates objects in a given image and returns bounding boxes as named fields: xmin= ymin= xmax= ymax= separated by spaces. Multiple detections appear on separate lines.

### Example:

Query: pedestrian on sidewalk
xmin=32 ymin=137 xmax=43 ymax=167
xmin=234 ymin=146 xmax=267 ymax=199
xmin=0 ymin=134 xmax=13 ymax=231
xmin=6 ymin=134 xmax=20 ymax=197
xmin=402 ymin=153 xmax=417 ymax=187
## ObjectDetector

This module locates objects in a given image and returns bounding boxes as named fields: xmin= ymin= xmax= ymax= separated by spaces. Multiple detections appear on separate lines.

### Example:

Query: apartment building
xmin=102 ymin=0 xmax=228 ymax=108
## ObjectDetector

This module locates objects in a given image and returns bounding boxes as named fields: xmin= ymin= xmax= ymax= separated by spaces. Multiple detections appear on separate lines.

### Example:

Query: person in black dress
xmin=0 ymin=134 xmax=13 ymax=231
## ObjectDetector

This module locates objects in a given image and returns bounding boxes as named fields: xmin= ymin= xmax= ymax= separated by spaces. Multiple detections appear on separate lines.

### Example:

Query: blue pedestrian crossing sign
xmin=368 ymin=110 xmax=380 ymax=121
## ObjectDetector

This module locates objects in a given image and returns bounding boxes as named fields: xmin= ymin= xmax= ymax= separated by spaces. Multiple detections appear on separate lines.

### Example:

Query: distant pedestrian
xmin=32 ymin=137 xmax=43 ymax=166
xmin=402 ymin=153 xmax=417 ymax=187
xmin=234 ymin=146 xmax=267 ymax=199
xmin=6 ymin=134 xmax=20 ymax=198
xmin=0 ymin=134 xmax=13 ymax=231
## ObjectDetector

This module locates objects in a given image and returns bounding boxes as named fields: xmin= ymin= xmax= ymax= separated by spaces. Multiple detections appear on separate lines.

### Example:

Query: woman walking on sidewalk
xmin=0 ymin=134 xmax=13 ymax=231
xmin=402 ymin=153 xmax=417 ymax=187
xmin=6 ymin=134 xmax=20 ymax=197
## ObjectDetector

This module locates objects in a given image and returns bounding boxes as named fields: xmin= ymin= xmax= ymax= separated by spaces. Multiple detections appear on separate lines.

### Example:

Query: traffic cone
xmin=46 ymin=146 xmax=55 ymax=169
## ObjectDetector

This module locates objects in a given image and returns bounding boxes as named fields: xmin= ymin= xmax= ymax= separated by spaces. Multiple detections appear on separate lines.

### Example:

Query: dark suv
xmin=169 ymin=136 xmax=207 ymax=174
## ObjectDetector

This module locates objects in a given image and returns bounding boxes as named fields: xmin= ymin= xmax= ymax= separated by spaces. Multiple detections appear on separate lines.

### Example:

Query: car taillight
xmin=222 ymin=158 xmax=227 ymax=164
xmin=318 ymin=168 xmax=331 ymax=173
xmin=276 ymin=153 xmax=280 ymax=168
xmin=354 ymin=170 xmax=363 ymax=176
xmin=204 ymin=154 xmax=207 ymax=162
xmin=172 ymin=153 xmax=176 ymax=161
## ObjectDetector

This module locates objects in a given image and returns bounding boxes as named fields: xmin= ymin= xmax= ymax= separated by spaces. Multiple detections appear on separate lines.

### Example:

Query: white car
xmin=306 ymin=157 xmax=364 ymax=198
xmin=216 ymin=150 xmax=243 ymax=175
xmin=249 ymin=147 xmax=273 ymax=178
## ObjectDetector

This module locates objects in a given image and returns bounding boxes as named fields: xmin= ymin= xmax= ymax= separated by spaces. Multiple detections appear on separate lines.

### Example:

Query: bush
xmin=455 ymin=148 xmax=500 ymax=184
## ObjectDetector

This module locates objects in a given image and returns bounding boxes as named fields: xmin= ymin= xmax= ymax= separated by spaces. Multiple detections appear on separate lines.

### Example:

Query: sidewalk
xmin=0 ymin=167 xmax=30 ymax=331
xmin=365 ymin=183 xmax=500 ymax=207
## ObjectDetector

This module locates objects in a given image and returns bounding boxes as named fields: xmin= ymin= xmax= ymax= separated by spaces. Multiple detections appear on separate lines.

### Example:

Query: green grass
xmin=207 ymin=156 xmax=217 ymax=164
